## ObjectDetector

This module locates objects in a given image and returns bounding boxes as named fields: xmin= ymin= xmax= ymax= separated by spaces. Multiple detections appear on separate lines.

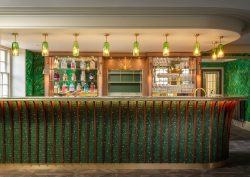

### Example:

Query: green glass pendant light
xmin=133 ymin=33 xmax=140 ymax=57
xmin=72 ymin=33 xmax=80 ymax=57
xmin=193 ymin=33 xmax=201 ymax=57
xmin=11 ymin=33 xmax=19 ymax=56
xmin=42 ymin=33 xmax=49 ymax=56
xmin=217 ymin=36 xmax=224 ymax=58
xmin=163 ymin=33 xmax=170 ymax=56
xmin=211 ymin=41 xmax=218 ymax=60
xmin=103 ymin=33 xmax=110 ymax=57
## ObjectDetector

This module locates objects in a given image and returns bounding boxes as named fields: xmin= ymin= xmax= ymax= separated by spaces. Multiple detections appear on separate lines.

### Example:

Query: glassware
xmin=90 ymin=60 xmax=95 ymax=69
xmin=80 ymin=61 xmax=86 ymax=70
xmin=90 ymin=82 xmax=95 ymax=93
xmin=80 ymin=71 xmax=85 ymax=81
xmin=63 ymin=72 xmax=68 ymax=81
xmin=86 ymin=62 xmax=90 ymax=70
xmin=54 ymin=82 xmax=59 ymax=94
xmin=71 ymin=72 xmax=76 ymax=81
xmin=89 ymin=73 xmax=94 ymax=81
xmin=83 ymin=82 xmax=89 ymax=93
xmin=69 ymin=82 xmax=75 ymax=93
xmin=71 ymin=59 xmax=76 ymax=70
xmin=76 ymin=83 xmax=82 ymax=92
xmin=54 ymin=59 xmax=59 ymax=69
xmin=61 ymin=59 xmax=67 ymax=69
xmin=62 ymin=83 xmax=68 ymax=93
xmin=54 ymin=72 xmax=60 ymax=81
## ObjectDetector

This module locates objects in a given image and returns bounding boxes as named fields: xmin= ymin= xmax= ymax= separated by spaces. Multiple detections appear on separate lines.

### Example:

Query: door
xmin=202 ymin=69 xmax=223 ymax=96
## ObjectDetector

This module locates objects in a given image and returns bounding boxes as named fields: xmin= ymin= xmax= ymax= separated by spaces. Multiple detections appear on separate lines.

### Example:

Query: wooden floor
xmin=0 ymin=125 xmax=249 ymax=177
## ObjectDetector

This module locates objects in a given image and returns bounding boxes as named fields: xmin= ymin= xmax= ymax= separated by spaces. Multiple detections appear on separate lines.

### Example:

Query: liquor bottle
xmin=76 ymin=83 xmax=82 ymax=92
xmin=90 ymin=82 xmax=95 ymax=94
xmin=54 ymin=72 xmax=59 ymax=81
xmin=71 ymin=72 xmax=76 ymax=81
xmin=54 ymin=82 xmax=59 ymax=94
xmin=63 ymin=72 xmax=68 ymax=81
xmin=90 ymin=60 xmax=95 ymax=69
xmin=86 ymin=62 xmax=90 ymax=70
xmin=69 ymin=82 xmax=75 ymax=93
xmin=83 ymin=82 xmax=89 ymax=93
xmin=62 ymin=83 xmax=68 ymax=93
xmin=80 ymin=61 xmax=86 ymax=70
xmin=89 ymin=73 xmax=94 ymax=81
xmin=80 ymin=71 xmax=85 ymax=81
xmin=54 ymin=59 xmax=59 ymax=69
xmin=61 ymin=59 xmax=67 ymax=69
xmin=71 ymin=59 xmax=76 ymax=70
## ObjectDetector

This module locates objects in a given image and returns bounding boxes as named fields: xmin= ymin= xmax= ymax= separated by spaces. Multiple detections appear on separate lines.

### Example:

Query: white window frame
xmin=202 ymin=67 xmax=224 ymax=95
xmin=0 ymin=46 xmax=11 ymax=97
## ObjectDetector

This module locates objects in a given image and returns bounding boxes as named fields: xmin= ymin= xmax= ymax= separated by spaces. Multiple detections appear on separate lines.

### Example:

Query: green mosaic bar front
xmin=0 ymin=99 xmax=238 ymax=163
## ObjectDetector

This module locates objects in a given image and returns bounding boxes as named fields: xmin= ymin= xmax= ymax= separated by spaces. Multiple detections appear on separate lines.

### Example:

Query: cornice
xmin=0 ymin=7 xmax=248 ymax=16
xmin=0 ymin=7 xmax=248 ymax=33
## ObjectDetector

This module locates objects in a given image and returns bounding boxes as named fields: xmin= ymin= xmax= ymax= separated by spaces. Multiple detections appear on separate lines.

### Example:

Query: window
xmin=0 ymin=49 xmax=10 ymax=97
xmin=202 ymin=69 xmax=223 ymax=96
xmin=205 ymin=73 xmax=217 ymax=94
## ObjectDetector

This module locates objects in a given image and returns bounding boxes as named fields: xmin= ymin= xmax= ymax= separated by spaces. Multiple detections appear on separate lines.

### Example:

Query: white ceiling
xmin=0 ymin=29 xmax=239 ymax=53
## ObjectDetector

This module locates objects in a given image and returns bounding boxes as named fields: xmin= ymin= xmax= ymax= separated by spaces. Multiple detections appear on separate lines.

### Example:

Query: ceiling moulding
xmin=0 ymin=15 xmax=244 ymax=34
xmin=47 ymin=52 xmax=194 ymax=57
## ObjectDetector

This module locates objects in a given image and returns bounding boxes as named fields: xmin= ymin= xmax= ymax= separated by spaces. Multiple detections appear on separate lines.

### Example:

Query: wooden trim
xmin=0 ymin=161 xmax=226 ymax=170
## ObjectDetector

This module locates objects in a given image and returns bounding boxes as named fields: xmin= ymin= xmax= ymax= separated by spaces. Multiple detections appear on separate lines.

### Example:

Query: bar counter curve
xmin=0 ymin=96 xmax=247 ymax=168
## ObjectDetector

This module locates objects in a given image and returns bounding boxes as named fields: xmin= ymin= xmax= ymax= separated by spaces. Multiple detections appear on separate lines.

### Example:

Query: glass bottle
xmin=80 ymin=61 xmax=86 ymax=70
xmin=54 ymin=59 xmax=59 ymax=69
xmin=89 ymin=73 xmax=94 ymax=81
xmin=86 ymin=62 xmax=90 ymax=70
xmin=54 ymin=82 xmax=59 ymax=94
xmin=90 ymin=82 xmax=95 ymax=93
xmin=80 ymin=71 xmax=85 ymax=82
xmin=71 ymin=59 xmax=76 ymax=70
xmin=69 ymin=82 xmax=75 ymax=93
xmin=76 ymin=83 xmax=82 ymax=92
xmin=63 ymin=72 xmax=68 ymax=81
xmin=54 ymin=71 xmax=60 ymax=81
xmin=71 ymin=72 xmax=76 ymax=81
xmin=61 ymin=59 xmax=67 ymax=69
xmin=62 ymin=83 xmax=68 ymax=93
xmin=90 ymin=60 xmax=95 ymax=69
xmin=83 ymin=82 xmax=89 ymax=93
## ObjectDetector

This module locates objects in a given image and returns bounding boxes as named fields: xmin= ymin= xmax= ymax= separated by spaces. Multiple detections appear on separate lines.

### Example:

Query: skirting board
xmin=232 ymin=119 xmax=250 ymax=131
xmin=0 ymin=162 xmax=225 ymax=170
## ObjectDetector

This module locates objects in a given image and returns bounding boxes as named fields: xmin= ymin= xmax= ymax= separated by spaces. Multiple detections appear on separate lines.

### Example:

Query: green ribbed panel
xmin=0 ymin=100 xmax=235 ymax=163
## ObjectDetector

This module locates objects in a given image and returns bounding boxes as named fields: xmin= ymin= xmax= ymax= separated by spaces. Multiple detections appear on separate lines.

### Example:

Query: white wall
xmin=11 ymin=49 xmax=26 ymax=97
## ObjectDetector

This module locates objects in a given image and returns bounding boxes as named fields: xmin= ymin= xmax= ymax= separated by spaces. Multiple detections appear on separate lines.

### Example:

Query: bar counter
xmin=0 ymin=96 xmax=247 ymax=168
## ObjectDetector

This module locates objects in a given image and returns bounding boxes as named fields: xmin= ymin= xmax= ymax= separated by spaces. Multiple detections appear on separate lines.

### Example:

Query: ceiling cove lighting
xmin=163 ymin=33 xmax=170 ymax=56
xmin=193 ymin=34 xmax=201 ymax=57
xmin=133 ymin=33 xmax=140 ymax=57
xmin=41 ymin=33 xmax=49 ymax=56
xmin=103 ymin=33 xmax=110 ymax=57
xmin=217 ymin=36 xmax=224 ymax=58
xmin=211 ymin=41 xmax=218 ymax=60
xmin=72 ymin=33 xmax=80 ymax=57
xmin=11 ymin=33 xmax=19 ymax=56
